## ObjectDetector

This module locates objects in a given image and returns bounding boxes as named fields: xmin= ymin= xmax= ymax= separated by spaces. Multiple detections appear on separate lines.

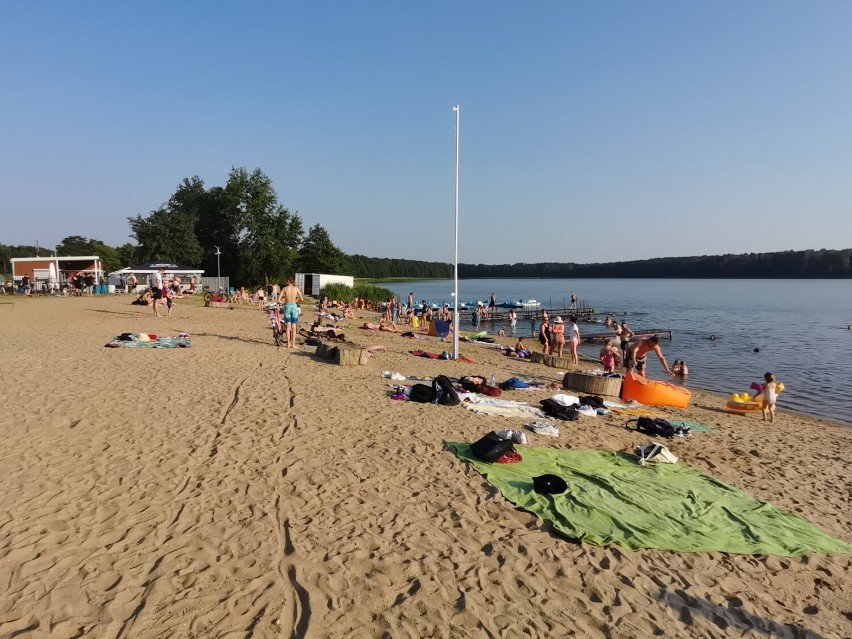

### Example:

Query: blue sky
xmin=2 ymin=1 xmax=850 ymax=264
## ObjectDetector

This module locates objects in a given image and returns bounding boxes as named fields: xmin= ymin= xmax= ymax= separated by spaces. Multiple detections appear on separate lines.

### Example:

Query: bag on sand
xmin=433 ymin=375 xmax=461 ymax=406
xmin=461 ymin=376 xmax=502 ymax=397
xmin=409 ymin=383 xmax=436 ymax=403
xmin=635 ymin=442 xmax=678 ymax=465
xmin=470 ymin=431 xmax=515 ymax=463
xmin=627 ymin=416 xmax=676 ymax=438
xmin=540 ymin=398 xmax=580 ymax=421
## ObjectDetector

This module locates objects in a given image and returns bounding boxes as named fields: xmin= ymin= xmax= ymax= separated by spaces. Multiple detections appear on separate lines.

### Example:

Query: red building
xmin=11 ymin=255 xmax=102 ymax=292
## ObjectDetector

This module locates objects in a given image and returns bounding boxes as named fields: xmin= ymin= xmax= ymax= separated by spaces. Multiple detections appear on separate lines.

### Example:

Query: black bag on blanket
xmin=410 ymin=383 xmax=436 ymax=403
xmin=579 ymin=395 xmax=605 ymax=409
xmin=470 ymin=432 xmax=515 ymax=463
xmin=433 ymin=375 xmax=461 ymax=406
xmin=626 ymin=417 xmax=676 ymax=438
xmin=540 ymin=398 xmax=581 ymax=421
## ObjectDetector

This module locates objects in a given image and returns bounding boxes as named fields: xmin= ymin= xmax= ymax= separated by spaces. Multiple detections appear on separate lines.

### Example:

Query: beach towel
xmin=461 ymin=402 xmax=547 ymax=420
xmin=670 ymin=419 xmax=713 ymax=432
xmin=106 ymin=333 xmax=191 ymax=348
xmin=410 ymin=350 xmax=476 ymax=364
xmin=446 ymin=443 xmax=852 ymax=556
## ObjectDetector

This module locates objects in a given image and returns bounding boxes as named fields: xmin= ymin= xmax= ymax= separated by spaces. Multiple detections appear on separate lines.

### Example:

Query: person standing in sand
xmin=762 ymin=372 xmax=778 ymax=422
xmin=151 ymin=268 xmax=164 ymax=317
xmin=567 ymin=315 xmax=581 ymax=365
xmin=551 ymin=317 xmax=566 ymax=357
xmin=539 ymin=316 xmax=551 ymax=355
xmin=278 ymin=277 xmax=304 ymax=349
xmin=600 ymin=338 xmax=620 ymax=372
xmin=619 ymin=321 xmax=633 ymax=360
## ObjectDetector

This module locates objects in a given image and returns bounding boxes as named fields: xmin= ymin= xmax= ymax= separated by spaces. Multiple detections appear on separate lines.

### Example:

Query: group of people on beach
xmin=538 ymin=312 xmax=581 ymax=365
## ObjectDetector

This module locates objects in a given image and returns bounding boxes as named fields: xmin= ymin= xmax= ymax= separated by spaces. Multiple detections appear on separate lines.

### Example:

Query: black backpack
xmin=470 ymin=431 xmax=515 ymax=462
xmin=626 ymin=417 xmax=676 ymax=438
xmin=409 ymin=383 xmax=436 ymax=403
xmin=540 ymin=398 xmax=581 ymax=421
xmin=433 ymin=375 xmax=461 ymax=406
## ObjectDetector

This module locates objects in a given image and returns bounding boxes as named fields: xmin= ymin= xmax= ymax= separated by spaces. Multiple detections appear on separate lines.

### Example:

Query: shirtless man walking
xmin=625 ymin=335 xmax=673 ymax=377
xmin=278 ymin=277 xmax=304 ymax=348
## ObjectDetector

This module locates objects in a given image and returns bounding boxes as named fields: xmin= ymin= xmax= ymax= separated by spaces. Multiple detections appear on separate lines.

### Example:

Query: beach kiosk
xmin=109 ymin=263 xmax=205 ymax=293
xmin=11 ymin=255 xmax=103 ymax=294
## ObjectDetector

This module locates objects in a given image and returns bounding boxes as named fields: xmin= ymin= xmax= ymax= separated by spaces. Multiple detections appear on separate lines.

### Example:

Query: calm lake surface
xmin=388 ymin=279 xmax=852 ymax=425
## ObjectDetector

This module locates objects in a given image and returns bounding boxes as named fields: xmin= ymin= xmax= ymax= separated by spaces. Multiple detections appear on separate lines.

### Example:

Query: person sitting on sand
xmin=379 ymin=317 xmax=401 ymax=332
xmin=514 ymin=336 xmax=530 ymax=358
xmin=625 ymin=335 xmax=673 ymax=377
xmin=132 ymin=289 xmax=152 ymax=306
xmin=311 ymin=319 xmax=345 ymax=341
xmin=599 ymin=338 xmax=620 ymax=372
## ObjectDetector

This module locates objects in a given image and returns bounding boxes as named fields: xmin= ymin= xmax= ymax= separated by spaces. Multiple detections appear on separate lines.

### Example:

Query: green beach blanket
xmin=671 ymin=419 xmax=713 ymax=432
xmin=106 ymin=333 xmax=191 ymax=348
xmin=446 ymin=443 xmax=852 ymax=555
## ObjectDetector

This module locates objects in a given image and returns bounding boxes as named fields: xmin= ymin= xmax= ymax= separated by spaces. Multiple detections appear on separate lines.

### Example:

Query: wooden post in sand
xmin=335 ymin=346 xmax=368 ymax=366
xmin=315 ymin=343 xmax=368 ymax=366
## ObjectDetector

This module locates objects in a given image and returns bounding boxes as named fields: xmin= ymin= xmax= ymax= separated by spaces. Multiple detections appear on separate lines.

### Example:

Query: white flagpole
xmin=452 ymin=105 xmax=460 ymax=360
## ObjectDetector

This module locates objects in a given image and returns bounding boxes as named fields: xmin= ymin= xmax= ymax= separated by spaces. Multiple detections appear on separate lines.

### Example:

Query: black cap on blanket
xmin=532 ymin=474 xmax=568 ymax=495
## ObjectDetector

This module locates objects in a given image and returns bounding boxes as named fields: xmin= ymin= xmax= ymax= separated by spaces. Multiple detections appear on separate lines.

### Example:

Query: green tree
xmin=55 ymin=236 xmax=123 ymax=275
xmin=116 ymin=243 xmax=137 ymax=268
xmin=225 ymin=167 xmax=303 ymax=283
xmin=298 ymin=224 xmax=349 ymax=274
xmin=128 ymin=207 xmax=203 ymax=266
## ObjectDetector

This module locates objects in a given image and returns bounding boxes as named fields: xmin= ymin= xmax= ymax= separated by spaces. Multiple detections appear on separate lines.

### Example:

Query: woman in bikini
xmin=551 ymin=317 xmax=566 ymax=357
xmin=567 ymin=316 xmax=581 ymax=365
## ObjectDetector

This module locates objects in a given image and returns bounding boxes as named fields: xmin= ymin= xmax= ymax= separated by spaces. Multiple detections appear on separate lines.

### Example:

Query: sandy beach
xmin=1 ymin=294 xmax=850 ymax=639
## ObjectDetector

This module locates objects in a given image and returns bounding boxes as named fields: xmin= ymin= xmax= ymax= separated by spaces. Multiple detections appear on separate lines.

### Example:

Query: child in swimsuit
xmin=599 ymin=338 xmax=619 ymax=372
xmin=762 ymin=372 xmax=777 ymax=422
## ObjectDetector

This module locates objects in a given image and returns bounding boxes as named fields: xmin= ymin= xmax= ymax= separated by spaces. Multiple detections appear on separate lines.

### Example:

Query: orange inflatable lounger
xmin=620 ymin=371 xmax=691 ymax=408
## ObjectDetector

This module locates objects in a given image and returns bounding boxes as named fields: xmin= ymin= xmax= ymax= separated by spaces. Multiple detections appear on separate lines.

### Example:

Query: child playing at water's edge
xmin=762 ymin=372 xmax=778 ymax=422
xmin=599 ymin=338 xmax=619 ymax=372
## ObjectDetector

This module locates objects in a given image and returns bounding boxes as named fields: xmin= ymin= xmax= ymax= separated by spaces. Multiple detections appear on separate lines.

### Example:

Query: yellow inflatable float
xmin=725 ymin=383 xmax=785 ymax=412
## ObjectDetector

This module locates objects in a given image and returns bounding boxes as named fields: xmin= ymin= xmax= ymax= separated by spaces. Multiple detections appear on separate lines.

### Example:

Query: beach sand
xmin=1 ymin=295 xmax=850 ymax=638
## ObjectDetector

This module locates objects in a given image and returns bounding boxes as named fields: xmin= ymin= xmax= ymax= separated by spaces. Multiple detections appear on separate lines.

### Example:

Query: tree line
xmin=3 ymin=165 xmax=849 ymax=284
xmin=456 ymin=249 xmax=852 ymax=278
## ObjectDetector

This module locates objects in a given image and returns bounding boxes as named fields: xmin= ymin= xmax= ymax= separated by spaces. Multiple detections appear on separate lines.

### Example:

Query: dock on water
xmin=580 ymin=329 xmax=673 ymax=344
xmin=459 ymin=304 xmax=673 ymax=342
xmin=477 ymin=306 xmax=598 ymax=322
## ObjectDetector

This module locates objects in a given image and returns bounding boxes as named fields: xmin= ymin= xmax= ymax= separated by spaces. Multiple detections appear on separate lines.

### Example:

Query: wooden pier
xmin=580 ymin=329 xmax=673 ymax=344
xmin=476 ymin=306 xmax=597 ymax=322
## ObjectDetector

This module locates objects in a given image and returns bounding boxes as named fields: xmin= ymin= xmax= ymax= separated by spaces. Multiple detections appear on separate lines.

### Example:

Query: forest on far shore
xmin=455 ymin=248 xmax=852 ymax=279
xmin=353 ymin=248 xmax=852 ymax=279
xmin=5 ymin=244 xmax=850 ymax=280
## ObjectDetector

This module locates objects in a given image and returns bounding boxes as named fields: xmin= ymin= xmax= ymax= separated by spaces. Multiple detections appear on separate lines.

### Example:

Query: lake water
xmin=387 ymin=279 xmax=852 ymax=425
